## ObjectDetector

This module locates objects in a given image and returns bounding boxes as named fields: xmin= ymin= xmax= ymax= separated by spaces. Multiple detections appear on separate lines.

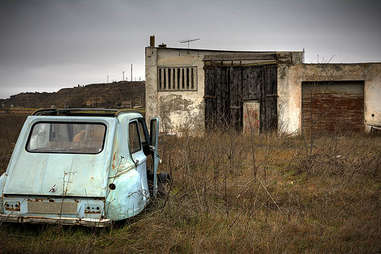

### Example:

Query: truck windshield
xmin=26 ymin=122 xmax=106 ymax=154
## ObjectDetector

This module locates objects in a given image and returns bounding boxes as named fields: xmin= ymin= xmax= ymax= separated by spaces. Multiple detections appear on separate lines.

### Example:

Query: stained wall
xmin=145 ymin=47 xmax=209 ymax=135
xmin=278 ymin=63 xmax=381 ymax=134
xmin=146 ymin=46 xmax=304 ymax=135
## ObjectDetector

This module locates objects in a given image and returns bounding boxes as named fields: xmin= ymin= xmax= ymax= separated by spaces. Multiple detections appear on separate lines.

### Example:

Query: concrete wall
xmin=146 ymin=47 xmax=305 ymax=135
xmin=145 ymin=47 xmax=212 ymax=135
xmin=278 ymin=63 xmax=381 ymax=134
xmin=147 ymin=47 xmax=380 ymax=135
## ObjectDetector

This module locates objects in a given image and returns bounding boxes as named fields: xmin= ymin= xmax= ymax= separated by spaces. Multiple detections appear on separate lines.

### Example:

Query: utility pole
xmin=131 ymin=64 xmax=133 ymax=81
xmin=122 ymin=71 xmax=125 ymax=81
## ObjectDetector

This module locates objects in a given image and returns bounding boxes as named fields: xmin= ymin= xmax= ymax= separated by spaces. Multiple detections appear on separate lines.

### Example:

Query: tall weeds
xmin=1 ymin=114 xmax=380 ymax=253
xmin=156 ymin=129 xmax=381 ymax=253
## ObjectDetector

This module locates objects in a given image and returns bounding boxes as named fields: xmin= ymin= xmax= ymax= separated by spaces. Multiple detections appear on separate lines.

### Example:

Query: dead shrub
xmin=291 ymin=133 xmax=381 ymax=179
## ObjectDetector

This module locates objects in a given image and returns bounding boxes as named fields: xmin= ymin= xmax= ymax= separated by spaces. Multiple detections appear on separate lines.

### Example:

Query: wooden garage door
xmin=204 ymin=64 xmax=277 ymax=132
xmin=302 ymin=81 xmax=364 ymax=134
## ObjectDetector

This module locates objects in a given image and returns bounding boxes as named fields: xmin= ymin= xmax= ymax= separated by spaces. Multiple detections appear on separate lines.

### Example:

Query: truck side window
xmin=129 ymin=121 xmax=141 ymax=154
xmin=137 ymin=120 xmax=147 ymax=144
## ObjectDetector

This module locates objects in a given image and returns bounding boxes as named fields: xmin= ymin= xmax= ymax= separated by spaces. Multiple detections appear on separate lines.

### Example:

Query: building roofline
xmin=146 ymin=46 xmax=304 ymax=54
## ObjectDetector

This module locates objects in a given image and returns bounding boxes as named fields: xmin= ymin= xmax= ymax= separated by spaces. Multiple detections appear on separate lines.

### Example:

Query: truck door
xmin=128 ymin=120 xmax=149 ymax=200
xmin=150 ymin=118 xmax=159 ymax=197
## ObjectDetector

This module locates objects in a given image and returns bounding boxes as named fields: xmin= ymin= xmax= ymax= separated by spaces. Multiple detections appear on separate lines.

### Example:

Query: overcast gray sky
xmin=0 ymin=0 xmax=380 ymax=99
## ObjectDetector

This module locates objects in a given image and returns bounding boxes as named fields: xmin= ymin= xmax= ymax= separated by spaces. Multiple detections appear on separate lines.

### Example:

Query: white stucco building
xmin=145 ymin=37 xmax=381 ymax=135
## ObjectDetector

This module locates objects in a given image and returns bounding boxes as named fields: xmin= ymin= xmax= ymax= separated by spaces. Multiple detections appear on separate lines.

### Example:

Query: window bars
xmin=158 ymin=67 xmax=197 ymax=91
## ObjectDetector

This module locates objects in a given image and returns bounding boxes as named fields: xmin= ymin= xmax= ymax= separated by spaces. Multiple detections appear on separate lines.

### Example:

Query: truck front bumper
xmin=0 ymin=214 xmax=112 ymax=227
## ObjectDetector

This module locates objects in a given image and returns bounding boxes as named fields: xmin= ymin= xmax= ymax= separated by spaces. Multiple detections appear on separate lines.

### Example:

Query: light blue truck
xmin=0 ymin=108 xmax=162 ymax=227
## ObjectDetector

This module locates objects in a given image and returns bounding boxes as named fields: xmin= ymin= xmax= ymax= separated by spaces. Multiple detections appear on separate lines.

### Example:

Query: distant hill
xmin=0 ymin=81 xmax=145 ymax=109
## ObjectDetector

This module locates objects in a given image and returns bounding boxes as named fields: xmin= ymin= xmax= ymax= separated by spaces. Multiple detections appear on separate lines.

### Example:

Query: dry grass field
xmin=0 ymin=113 xmax=380 ymax=253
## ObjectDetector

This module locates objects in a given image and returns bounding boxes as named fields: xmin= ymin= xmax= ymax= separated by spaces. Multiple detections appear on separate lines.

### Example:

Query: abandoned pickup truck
xmin=0 ymin=108 xmax=162 ymax=227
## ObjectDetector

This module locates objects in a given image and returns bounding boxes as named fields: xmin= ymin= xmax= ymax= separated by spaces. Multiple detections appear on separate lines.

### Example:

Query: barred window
xmin=158 ymin=66 xmax=197 ymax=91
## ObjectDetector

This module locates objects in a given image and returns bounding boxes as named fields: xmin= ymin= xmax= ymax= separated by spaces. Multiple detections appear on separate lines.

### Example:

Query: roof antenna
xmin=178 ymin=38 xmax=200 ymax=48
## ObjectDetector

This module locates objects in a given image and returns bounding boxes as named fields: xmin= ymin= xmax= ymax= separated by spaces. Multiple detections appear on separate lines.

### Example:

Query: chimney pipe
xmin=150 ymin=35 xmax=155 ymax=47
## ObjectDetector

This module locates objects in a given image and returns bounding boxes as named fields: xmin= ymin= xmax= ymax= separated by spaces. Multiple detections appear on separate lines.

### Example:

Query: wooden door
xmin=204 ymin=64 xmax=277 ymax=132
